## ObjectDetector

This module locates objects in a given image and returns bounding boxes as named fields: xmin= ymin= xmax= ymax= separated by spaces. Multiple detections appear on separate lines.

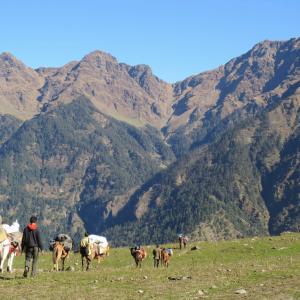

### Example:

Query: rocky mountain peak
xmin=0 ymin=52 xmax=28 ymax=72
xmin=0 ymin=51 xmax=18 ymax=62
xmin=128 ymin=64 xmax=153 ymax=76
xmin=80 ymin=50 xmax=118 ymax=67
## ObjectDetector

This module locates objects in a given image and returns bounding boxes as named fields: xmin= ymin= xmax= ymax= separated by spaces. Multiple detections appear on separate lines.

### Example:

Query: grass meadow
xmin=1 ymin=233 xmax=300 ymax=299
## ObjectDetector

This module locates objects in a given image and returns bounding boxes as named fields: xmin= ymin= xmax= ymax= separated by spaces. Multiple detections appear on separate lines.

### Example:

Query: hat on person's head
xmin=29 ymin=216 xmax=37 ymax=223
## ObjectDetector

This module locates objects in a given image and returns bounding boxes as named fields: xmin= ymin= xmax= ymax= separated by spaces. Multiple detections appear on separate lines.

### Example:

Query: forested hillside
xmin=0 ymin=97 xmax=174 ymax=242
xmin=0 ymin=38 xmax=299 ymax=245
xmin=104 ymin=90 xmax=299 ymax=245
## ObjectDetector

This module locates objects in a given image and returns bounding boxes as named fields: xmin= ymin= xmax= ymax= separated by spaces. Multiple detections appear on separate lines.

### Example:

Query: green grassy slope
xmin=1 ymin=233 xmax=300 ymax=299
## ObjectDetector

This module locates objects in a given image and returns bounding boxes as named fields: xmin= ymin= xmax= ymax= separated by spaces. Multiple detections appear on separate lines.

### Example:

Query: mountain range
xmin=0 ymin=38 xmax=299 ymax=245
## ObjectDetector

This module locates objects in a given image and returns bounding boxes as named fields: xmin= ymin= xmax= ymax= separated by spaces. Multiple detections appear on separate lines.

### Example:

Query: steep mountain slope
xmin=0 ymin=97 xmax=174 ymax=241
xmin=36 ymin=51 xmax=174 ymax=127
xmin=39 ymin=51 xmax=171 ymax=127
xmin=103 ymin=85 xmax=300 ymax=245
xmin=167 ymin=38 xmax=300 ymax=155
xmin=263 ymin=126 xmax=300 ymax=234
xmin=0 ymin=114 xmax=22 ymax=145
xmin=0 ymin=53 xmax=43 ymax=119
xmin=0 ymin=38 xmax=299 ymax=245
xmin=0 ymin=50 xmax=174 ymax=127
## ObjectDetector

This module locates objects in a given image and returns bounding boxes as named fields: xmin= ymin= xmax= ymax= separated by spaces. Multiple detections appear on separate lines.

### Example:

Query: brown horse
xmin=52 ymin=241 xmax=68 ymax=271
xmin=161 ymin=248 xmax=170 ymax=267
xmin=178 ymin=236 xmax=188 ymax=249
xmin=81 ymin=243 xmax=101 ymax=271
xmin=130 ymin=247 xmax=147 ymax=268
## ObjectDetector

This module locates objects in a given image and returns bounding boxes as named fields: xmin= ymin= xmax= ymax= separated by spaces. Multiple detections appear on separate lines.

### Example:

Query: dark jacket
xmin=21 ymin=223 xmax=43 ymax=251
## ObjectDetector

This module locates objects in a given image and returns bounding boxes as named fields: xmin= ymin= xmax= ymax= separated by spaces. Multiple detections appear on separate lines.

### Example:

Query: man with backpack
xmin=21 ymin=216 xmax=43 ymax=278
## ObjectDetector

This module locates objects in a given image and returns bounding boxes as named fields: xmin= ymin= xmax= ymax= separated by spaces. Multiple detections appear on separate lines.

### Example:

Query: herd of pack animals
xmin=0 ymin=219 xmax=189 ymax=273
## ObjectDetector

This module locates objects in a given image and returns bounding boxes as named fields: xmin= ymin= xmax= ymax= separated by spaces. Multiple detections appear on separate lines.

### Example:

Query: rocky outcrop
xmin=0 ymin=52 xmax=43 ymax=119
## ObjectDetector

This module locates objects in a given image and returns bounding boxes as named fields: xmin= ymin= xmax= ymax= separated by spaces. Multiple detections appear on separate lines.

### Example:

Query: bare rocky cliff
xmin=0 ymin=52 xmax=43 ymax=119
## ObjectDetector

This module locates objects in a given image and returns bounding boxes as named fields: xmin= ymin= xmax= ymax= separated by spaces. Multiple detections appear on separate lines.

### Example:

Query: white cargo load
xmin=88 ymin=235 xmax=108 ymax=247
xmin=3 ymin=220 xmax=20 ymax=234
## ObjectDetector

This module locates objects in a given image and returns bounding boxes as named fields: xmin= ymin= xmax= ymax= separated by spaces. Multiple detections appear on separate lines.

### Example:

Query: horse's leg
xmin=0 ymin=252 xmax=3 ymax=273
xmin=64 ymin=250 xmax=69 ymax=271
xmin=52 ymin=249 xmax=57 ymax=271
xmin=81 ymin=255 xmax=84 ymax=271
xmin=0 ymin=246 xmax=3 ymax=273
xmin=86 ymin=257 xmax=91 ymax=271
xmin=61 ymin=257 xmax=64 ymax=271
xmin=57 ymin=249 xmax=63 ymax=271
xmin=62 ymin=248 xmax=67 ymax=271
xmin=7 ymin=253 xmax=14 ymax=273
xmin=6 ymin=253 xmax=10 ymax=272
xmin=0 ymin=245 xmax=9 ymax=273
xmin=53 ymin=258 xmax=58 ymax=271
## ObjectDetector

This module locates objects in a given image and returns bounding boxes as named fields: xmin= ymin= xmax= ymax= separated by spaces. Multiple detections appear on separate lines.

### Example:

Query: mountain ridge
xmin=0 ymin=38 xmax=299 ymax=245
xmin=0 ymin=38 xmax=299 ymax=127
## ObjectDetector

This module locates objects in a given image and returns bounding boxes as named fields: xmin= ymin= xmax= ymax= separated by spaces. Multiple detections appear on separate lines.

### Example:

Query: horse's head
xmin=10 ymin=241 xmax=18 ymax=248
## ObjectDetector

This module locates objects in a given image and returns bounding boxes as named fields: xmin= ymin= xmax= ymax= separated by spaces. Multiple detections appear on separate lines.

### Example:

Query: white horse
xmin=0 ymin=238 xmax=17 ymax=273
xmin=0 ymin=221 xmax=22 ymax=273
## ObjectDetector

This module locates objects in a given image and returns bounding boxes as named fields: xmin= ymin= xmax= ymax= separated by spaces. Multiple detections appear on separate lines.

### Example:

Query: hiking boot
xmin=23 ymin=267 xmax=29 ymax=278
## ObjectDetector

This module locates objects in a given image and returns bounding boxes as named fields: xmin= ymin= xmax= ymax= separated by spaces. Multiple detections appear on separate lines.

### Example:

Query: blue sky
xmin=0 ymin=0 xmax=299 ymax=82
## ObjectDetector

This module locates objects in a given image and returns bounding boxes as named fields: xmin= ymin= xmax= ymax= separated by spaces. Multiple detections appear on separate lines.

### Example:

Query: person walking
xmin=178 ymin=235 xmax=183 ymax=249
xmin=152 ymin=244 xmax=161 ymax=268
xmin=80 ymin=232 xmax=91 ymax=256
xmin=21 ymin=216 xmax=43 ymax=278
